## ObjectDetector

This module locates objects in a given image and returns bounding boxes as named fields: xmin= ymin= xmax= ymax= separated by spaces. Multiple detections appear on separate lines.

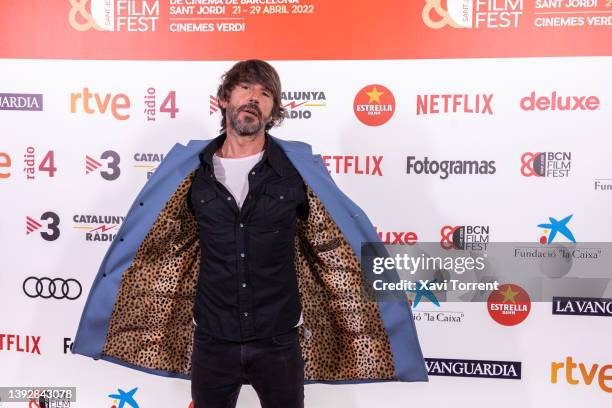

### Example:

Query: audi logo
xmin=22 ymin=277 xmax=82 ymax=300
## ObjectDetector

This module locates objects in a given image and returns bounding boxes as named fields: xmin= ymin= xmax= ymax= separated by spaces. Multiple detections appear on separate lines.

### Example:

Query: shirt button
xmin=243 ymin=312 xmax=249 ymax=317
xmin=239 ymin=223 xmax=244 ymax=228
xmin=227 ymin=196 xmax=232 ymax=201
xmin=280 ymin=195 xmax=284 ymax=200
xmin=251 ymin=171 xmax=256 ymax=175
xmin=240 ymin=252 xmax=245 ymax=258
xmin=200 ymin=199 xmax=204 ymax=204
xmin=242 ymin=283 xmax=247 ymax=288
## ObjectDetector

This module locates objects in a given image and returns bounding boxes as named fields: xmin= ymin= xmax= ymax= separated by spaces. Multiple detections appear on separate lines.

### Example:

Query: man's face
xmin=223 ymin=82 xmax=274 ymax=136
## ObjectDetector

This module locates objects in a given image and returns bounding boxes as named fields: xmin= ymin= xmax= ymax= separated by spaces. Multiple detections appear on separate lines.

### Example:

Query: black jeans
xmin=191 ymin=325 xmax=305 ymax=408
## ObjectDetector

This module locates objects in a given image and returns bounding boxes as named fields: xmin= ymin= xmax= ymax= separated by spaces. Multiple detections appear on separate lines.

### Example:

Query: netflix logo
xmin=322 ymin=155 xmax=383 ymax=176
xmin=0 ymin=333 xmax=41 ymax=354
xmin=416 ymin=94 xmax=494 ymax=115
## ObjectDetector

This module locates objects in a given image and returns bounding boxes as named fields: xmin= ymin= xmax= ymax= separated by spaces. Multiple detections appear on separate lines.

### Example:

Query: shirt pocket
xmin=260 ymin=184 xmax=298 ymax=229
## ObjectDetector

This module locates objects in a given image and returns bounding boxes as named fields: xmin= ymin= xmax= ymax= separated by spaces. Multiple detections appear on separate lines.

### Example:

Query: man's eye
xmin=263 ymin=92 xmax=271 ymax=97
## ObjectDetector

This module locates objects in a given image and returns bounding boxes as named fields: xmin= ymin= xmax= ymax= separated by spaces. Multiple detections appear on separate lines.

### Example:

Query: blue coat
xmin=71 ymin=136 xmax=428 ymax=384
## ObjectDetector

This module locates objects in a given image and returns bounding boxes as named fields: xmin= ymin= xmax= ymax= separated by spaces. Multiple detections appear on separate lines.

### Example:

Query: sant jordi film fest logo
xmin=353 ymin=85 xmax=395 ymax=126
xmin=68 ymin=0 xmax=160 ymax=32
xmin=108 ymin=387 xmax=139 ymax=408
xmin=521 ymin=152 xmax=572 ymax=178
xmin=487 ymin=283 xmax=531 ymax=326
xmin=538 ymin=214 xmax=576 ymax=245
xmin=422 ymin=0 xmax=523 ymax=29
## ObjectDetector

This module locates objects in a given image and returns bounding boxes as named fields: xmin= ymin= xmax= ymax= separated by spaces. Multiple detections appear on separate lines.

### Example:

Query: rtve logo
xmin=551 ymin=357 xmax=612 ymax=393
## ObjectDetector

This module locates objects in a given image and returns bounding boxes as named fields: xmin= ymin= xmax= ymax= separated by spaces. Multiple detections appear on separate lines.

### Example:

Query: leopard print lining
xmin=102 ymin=175 xmax=396 ymax=380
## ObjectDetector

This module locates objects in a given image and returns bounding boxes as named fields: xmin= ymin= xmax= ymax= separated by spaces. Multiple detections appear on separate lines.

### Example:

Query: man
xmin=71 ymin=60 xmax=427 ymax=407
xmin=187 ymin=60 xmax=309 ymax=407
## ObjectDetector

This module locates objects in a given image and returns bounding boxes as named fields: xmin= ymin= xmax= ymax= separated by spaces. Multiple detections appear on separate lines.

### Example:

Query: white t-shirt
xmin=211 ymin=150 xmax=303 ymax=328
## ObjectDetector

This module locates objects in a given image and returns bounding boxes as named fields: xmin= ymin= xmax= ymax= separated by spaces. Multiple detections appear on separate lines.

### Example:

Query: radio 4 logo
xmin=553 ymin=297 xmax=612 ymax=318
xmin=417 ymin=93 xmax=493 ymax=115
xmin=133 ymin=152 xmax=165 ymax=179
xmin=322 ymin=155 xmax=383 ymax=176
xmin=440 ymin=225 xmax=490 ymax=250
xmin=521 ymin=152 xmax=571 ymax=178
xmin=422 ymin=0 xmax=523 ymax=29
xmin=487 ymin=283 xmax=531 ymax=326
xmin=73 ymin=214 xmax=125 ymax=242
xmin=353 ymin=85 xmax=395 ymax=126
xmin=425 ymin=357 xmax=521 ymax=379
xmin=68 ymin=0 xmax=159 ymax=32
xmin=0 ymin=93 xmax=43 ymax=111
xmin=26 ymin=212 xmax=61 ymax=241
xmin=282 ymin=91 xmax=326 ymax=120
xmin=537 ymin=214 xmax=575 ymax=244
xmin=86 ymin=151 xmax=121 ymax=180
xmin=23 ymin=147 xmax=57 ymax=180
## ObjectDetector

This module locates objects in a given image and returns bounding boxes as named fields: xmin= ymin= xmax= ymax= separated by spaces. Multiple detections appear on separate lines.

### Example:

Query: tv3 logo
xmin=26 ymin=212 xmax=60 ymax=241
xmin=86 ymin=150 xmax=121 ymax=180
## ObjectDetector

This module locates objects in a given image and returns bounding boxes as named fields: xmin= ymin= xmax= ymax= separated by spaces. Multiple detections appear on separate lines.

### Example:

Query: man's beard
xmin=227 ymin=103 xmax=270 ymax=136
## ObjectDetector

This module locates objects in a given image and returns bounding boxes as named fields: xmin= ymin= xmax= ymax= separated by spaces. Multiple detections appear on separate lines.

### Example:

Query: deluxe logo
xmin=108 ymin=387 xmax=140 ymax=408
xmin=23 ymin=147 xmax=57 ymax=180
xmin=133 ymin=152 xmax=165 ymax=179
xmin=374 ymin=226 xmax=418 ymax=245
xmin=282 ymin=91 xmax=327 ymax=120
xmin=72 ymin=214 xmax=125 ymax=242
xmin=422 ymin=0 xmax=523 ymax=29
xmin=353 ymin=85 xmax=395 ymax=126
xmin=0 ymin=333 xmax=41 ymax=355
xmin=553 ymin=297 xmax=612 ymax=317
xmin=85 ymin=151 xmax=121 ymax=181
xmin=425 ymin=357 xmax=521 ymax=379
xmin=26 ymin=212 xmax=61 ymax=241
xmin=537 ymin=214 xmax=576 ymax=244
xmin=551 ymin=357 xmax=612 ymax=393
xmin=521 ymin=152 xmax=571 ymax=178
xmin=407 ymin=156 xmax=496 ymax=179
xmin=0 ymin=93 xmax=43 ymax=111
xmin=68 ymin=0 xmax=159 ymax=32
xmin=0 ymin=151 xmax=11 ymax=179
xmin=440 ymin=225 xmax=489 ymax=250
xmin=416 ymin=94 xmax=493 ymax=115
xmin=70 ymin=87 xmax=130 ymax=120
xmin=322 ymin=155 xmax=383 ymax=176
xmin=520 ymin=92 xmax=600 ymax=112
xmin=487 ymin=283 xmax=531 ymax=326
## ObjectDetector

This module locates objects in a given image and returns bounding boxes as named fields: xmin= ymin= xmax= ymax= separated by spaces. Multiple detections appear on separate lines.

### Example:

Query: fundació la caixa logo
xmin=108 ymin=387 xmax=140 ymax=408
xmin=422 ymin=0 xmax=523 ymax=30
xmin=68 ymin=0 xmax=159 ymax=32
xmin=537 ymin=214 xmax=576 ymax=245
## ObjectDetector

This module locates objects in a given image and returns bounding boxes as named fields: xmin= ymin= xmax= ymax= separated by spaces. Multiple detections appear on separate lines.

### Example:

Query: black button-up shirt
xmin=186 ymin=133 xmax=308 ymax=341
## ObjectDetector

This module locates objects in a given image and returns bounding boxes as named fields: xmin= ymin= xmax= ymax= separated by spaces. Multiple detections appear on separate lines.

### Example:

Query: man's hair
xmin=216 ymin=59 xmax=286 ymax=132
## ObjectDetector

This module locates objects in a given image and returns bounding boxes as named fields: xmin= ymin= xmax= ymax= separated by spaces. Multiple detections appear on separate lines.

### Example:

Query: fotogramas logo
xmin=73 ymin=214 xmax=125 ymax=242
xmin=440 ymin=225 xmax=490 ymax=250
xmin=0 ymin=333 xmax=42 ymax=355
xmin=23 ymin=277 xmax=82 ymax=300
xmin=521 ymin=152 xmax=572 ymax=178
xmin=0 ymin=93 xmax=43 ymax=111
xmin=282 ymin=91 xmax=327 ymax=120
xmin=487 ymin=283 xmax=531 ymax=326
xmin=68 ymin=0 xmax=159 ymax=32
xmin=425 ymin=357 xmax=521 ymax=379
xmin=422 ymin=0 xmax=523 ymax=29
xmin=407 ymin=156 xmax=496 ymax=179
xmin=133 ymin=152 xmax=165 ymax=179
xmin=553 ymin=297 xmax=612 ymax=318
xmin=353 ymin=85 xmax=395 ymax=126
xmin=322 ymin=155 xmax=383 ymax=176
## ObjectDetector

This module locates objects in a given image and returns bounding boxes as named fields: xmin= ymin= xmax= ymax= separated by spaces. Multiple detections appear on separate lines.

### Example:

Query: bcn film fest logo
xmin=68 ymin=0 xmax=160 ymax=32
xmin=422 ymin=0 xmax=524 ymax=29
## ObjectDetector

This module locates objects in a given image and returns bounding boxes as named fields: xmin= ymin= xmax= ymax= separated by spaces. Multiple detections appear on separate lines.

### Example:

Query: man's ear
xmin=219 ymin=98 xmax=227 ymax=109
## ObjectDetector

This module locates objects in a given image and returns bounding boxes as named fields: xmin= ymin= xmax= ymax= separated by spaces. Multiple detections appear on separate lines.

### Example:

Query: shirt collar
xmin=198 ymin=132 xmax=285 ymax=176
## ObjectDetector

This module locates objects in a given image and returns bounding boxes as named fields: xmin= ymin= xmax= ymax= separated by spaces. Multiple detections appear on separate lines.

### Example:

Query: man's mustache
xmin=237 ymin=103 xmax=262 ymax=119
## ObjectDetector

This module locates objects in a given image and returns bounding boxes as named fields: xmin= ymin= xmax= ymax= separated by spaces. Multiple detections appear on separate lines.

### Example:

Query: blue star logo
xmin=406 ymin=279 xmax=440 ymax=308
xmin=538 ymin=214 xmax=576 ymax=244
xmin=108 ymin=387 xmax=139 ymax=408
